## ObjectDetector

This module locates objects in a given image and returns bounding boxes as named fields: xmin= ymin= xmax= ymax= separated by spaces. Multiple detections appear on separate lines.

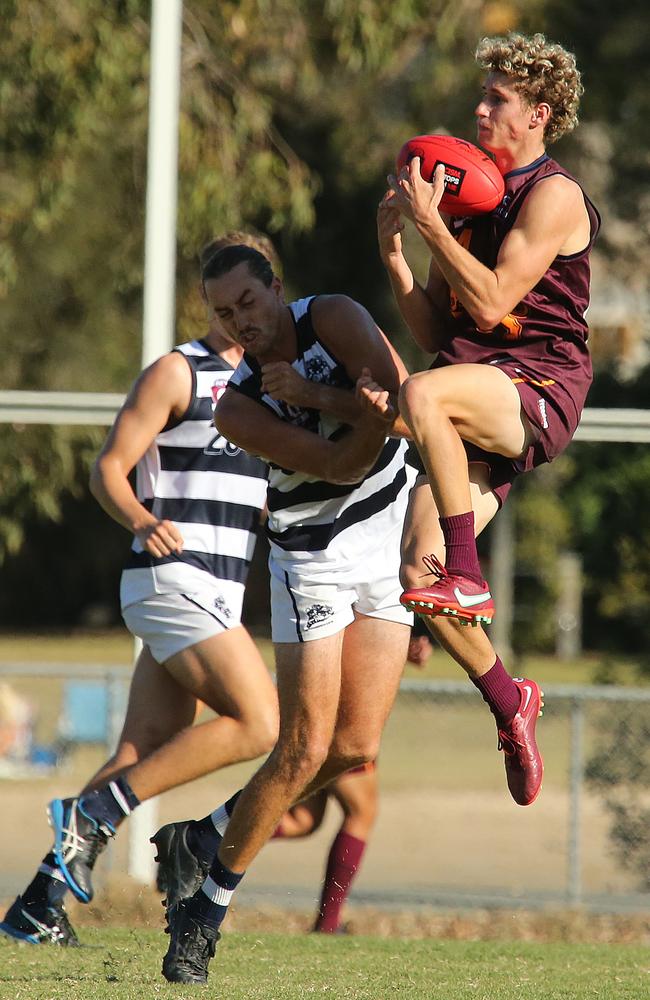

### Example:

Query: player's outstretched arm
xmin=214 ymin=389 xmax=388 ymax=486
xmin=391 ymin=159 xmax=588 ymax=330
xmin=377 ymin=189 xmax=448 ymax=354
xmin=90 ymin=353 xmax=190 ymax=557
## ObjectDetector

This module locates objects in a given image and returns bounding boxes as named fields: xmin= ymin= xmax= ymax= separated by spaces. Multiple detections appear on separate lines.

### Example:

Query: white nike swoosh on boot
xmin=520 ymin=684 xmax=533 ymax=713
xmin=452 ymin=586 xmax=492 ymax=609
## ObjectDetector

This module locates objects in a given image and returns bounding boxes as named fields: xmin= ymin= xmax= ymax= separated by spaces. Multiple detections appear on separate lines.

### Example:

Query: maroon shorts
xmin=410 ymin=358 xmax=584 ymax=508
xmin=467 ymin=358 xmax=582 ymax=506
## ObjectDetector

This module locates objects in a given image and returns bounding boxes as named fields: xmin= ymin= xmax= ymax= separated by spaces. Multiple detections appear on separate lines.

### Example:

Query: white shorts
xmin=269 ymin=530 xmax=413 ymax=644
xmin=121 ymin=593 xmax=228 ymax=664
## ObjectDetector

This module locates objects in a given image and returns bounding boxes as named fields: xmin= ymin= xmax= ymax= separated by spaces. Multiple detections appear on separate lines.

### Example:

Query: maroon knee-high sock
xmin=471 ymin=656 xmax=521 ymax=727
xmin=314 ymin=831 xmax=366 ymax=933
xmin=440 ymin=511 xmax=482 ymax=582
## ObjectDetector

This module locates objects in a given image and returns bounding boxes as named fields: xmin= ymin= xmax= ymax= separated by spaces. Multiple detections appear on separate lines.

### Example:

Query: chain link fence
xmin=1 ymin=661 xmax=649 ymax=914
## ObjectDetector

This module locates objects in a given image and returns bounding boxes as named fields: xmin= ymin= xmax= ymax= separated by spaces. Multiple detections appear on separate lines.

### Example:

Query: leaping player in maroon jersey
xmin=367 ymin=33 xmax=600 ymax=807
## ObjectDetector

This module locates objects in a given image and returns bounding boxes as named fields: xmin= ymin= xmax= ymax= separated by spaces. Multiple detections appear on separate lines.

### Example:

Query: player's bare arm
xmin=214 ymin=389 xmax=388 ymax=486
xmin=392 ymin=158 xmax=590 ymax=330
xmin=261 ymin=294 xmax=411 ymax=427
xmin=308 ymin=292 xmax=412 ymax=435
xmin=311 ymin=293 xmax=409 ymax=390
xmin=377 ymin=192 xmax=448 ymax=354
xmin=90 ymin=352 xmax=191 ymax=556
xmin=260 ymin=360 xmax=363 ymax=424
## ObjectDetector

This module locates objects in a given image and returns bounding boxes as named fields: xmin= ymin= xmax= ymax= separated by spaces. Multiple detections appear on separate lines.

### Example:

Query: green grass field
xmin=2 ymin=929 xmax=649 ymax=999
xmin=2 ymin=629 xmax=649 ymax=979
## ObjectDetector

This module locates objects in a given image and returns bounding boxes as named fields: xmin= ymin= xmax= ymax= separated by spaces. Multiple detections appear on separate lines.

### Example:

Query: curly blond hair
xmin=475 ymin=33 xmax=582 ymax=143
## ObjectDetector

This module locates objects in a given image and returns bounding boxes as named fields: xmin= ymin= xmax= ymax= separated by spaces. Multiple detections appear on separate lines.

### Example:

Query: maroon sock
xmin=471 ymin=657 xmax=521 ymax=727
xmin=314 ymin=831 xmax=366 ymax=933
xmin=440 ymin=511 xmax=482 ymax=583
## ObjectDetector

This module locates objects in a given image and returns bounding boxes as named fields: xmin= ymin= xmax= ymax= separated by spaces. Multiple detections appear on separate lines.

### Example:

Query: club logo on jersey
xmin=305 ymin=603 xmax=334 ymax=629
xmin=211 ymin=379 xmax=230 ymax=406
xmin=213 ymin=595 xmax=232 ymax=619
xmin=304 ymin=356 xmax=330 ymax=383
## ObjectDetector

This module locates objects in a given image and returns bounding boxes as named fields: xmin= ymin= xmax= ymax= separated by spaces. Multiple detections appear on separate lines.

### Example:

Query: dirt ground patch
xmin=7 ymin=881 xmax=648 ymax=945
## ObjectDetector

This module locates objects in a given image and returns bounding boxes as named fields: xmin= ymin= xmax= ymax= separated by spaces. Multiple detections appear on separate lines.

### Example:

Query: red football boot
xmin=497 ymin=678 xmax=544 ymax=806
xmin=400 ymin=554 xmax=495 ymax=626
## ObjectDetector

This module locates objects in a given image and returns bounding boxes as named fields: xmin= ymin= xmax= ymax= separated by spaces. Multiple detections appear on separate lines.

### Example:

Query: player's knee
xmin=271 ymin=735 xmax=330 ymax=787
xmin=100 ymin=743 xmax=140 ymax=774
xmin=397 ymin=377 xmax=416 ymax=426
xmin=247 ymin=706 xmax=279 ymax=756
xmin=399 ymin=558 xmax=420 ymax=590
xmin=399 ymin=373 xmax=442 ymax=426
xmin=118 ymin=719 xmax=169 ymax=758
xmin=328 ymin=737 xmax=378 ymax=772
xmin=399 ymin=372 xmax=446 ymax=427
xmin=400 ymin=542 xmax=444 ymax=589
xmin=343 ymin=789 xmax=379 ymax=825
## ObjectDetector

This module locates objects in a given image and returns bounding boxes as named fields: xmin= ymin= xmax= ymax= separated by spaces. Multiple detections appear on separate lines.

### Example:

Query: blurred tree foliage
xmin=531 ymin=0 xmax=650 ymax=268
xmin=561 ymin=366 xmax=650 ymax=658
xmin=585 ymin=706 xmax=650 ymax=890
xmin=511 ymin=460 xmax=572 ymax=653
xmin=1 ymin=1 xmax=649 ymax=637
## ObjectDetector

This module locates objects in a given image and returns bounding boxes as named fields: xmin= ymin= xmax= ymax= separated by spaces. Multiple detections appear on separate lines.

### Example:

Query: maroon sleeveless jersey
xmin=436 ymin=154 xmax=601 ymax=426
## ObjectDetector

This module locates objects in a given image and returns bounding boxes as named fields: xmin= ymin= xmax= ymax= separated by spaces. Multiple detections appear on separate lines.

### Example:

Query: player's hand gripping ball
xmin=396 ymin=134 xmax=505 ymax=216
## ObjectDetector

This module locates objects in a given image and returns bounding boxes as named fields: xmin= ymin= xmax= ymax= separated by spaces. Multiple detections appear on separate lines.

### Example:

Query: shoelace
xmin=497 ymin=731 xmax=525 ymax=754
xmin=420 ymin=553 xmax=449 ymax=581
xmin=50 ymin=907 xmax=78 ymax=943
xmin=168 ymin=906 xmax=218 ymax=969
xmin=57 ymin=910 xmax=78 ymax=942
xmin=78 ymin=825 xmax=110 ymax=871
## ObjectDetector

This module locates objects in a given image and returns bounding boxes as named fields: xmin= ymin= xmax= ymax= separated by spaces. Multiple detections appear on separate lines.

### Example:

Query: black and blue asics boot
xmin=0 ymin=895 xmax=80 ymax=946
xmin=47 ymin=797 xmax=113 ymax=903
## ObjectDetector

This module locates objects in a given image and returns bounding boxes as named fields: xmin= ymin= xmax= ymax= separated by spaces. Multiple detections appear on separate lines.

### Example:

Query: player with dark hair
xmin=0 ymin=232 xmax=280 ymax=945
xmin=371 ymin=32 xmax=600 ymax=807
xmin=160 ymin=243 xmax=415 ymax=984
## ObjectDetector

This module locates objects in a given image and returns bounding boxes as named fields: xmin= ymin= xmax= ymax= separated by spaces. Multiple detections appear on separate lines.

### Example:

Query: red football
xmin=396 ymin=134 xmax=505 ymax=216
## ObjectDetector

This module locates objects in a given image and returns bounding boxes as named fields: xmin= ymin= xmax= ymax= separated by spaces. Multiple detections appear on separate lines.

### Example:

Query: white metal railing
xmin=1 ymin=392 xmax=650 ymax=442
xmin=0 ymin=391 xmax=125 ymax=426
xmin=574 ymin=407 xmax=650 ymax=442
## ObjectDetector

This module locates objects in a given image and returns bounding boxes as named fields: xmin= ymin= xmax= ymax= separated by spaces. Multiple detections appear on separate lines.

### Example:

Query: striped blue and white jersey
xmin=228 ymin=297 xmax=411 ymax=566
xmin=120 ymin=339 xmax=268 ymax=626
